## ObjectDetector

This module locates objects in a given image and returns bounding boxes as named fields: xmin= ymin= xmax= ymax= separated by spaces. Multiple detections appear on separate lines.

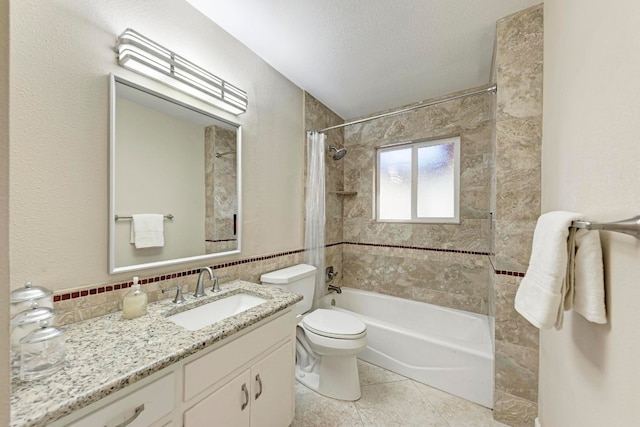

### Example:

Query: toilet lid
xmin=302 ymin=309 xmax=367 ymax=339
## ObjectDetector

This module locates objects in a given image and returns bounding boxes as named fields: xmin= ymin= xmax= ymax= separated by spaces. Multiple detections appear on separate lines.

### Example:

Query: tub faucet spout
xmin=328 ymin=284 xmax=342 ymax=294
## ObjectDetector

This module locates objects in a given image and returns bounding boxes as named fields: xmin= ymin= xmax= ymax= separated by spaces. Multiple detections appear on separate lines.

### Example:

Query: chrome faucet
xmin=211 ymin=274 xmax=229 ymax=293
xmin=162 ymin=285 xmax=186 ymax=304
xmin=195 ymin=267 xmax=214 ymax=297
xmin=328 ymin=284 xmax=342 ymax=294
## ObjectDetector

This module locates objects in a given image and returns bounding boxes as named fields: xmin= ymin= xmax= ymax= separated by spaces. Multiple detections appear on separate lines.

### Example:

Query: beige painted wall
xmin=9 ymin=0 xmax=304 ymax=291
xmin=114 ymin=98 xmax=205 ymax=267
xmin=1 ymin=1 xmax=10 ymax=423
xmin=540 ymin=1 xmax=640 ymax=425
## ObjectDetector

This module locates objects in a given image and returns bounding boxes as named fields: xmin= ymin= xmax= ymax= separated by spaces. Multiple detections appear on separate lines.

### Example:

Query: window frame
xmin=375 ymin=135 xmax=461 ymax=224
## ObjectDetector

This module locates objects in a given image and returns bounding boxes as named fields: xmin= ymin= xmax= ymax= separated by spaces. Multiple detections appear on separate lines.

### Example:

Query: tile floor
xmin=292 ymin=360 xmax=508 ymax=427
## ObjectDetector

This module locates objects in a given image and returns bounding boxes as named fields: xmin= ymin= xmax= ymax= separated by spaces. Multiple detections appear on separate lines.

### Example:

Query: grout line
xmin=406 ymin=380 xmax=453 ymax=427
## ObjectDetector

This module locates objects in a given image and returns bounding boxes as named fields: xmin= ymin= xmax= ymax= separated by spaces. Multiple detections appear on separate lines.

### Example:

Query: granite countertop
xmin=10 ymin=280 xmax=302 ymax=427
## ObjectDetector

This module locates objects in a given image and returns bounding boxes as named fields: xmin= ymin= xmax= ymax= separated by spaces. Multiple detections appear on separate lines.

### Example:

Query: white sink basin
xmin=167 ymin=293 xmax=267 ymax=331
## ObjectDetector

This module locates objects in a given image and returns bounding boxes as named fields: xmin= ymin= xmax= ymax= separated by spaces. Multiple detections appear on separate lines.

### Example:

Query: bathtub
xmin=319 ymin=287 xmax=494 ymax=408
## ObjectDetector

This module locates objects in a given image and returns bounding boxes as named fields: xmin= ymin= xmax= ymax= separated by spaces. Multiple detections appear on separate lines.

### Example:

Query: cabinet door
xmin=250 ymin=341 xmax=295 ymax=427
xmin=184 ymin=370 xmax=251 ymax=427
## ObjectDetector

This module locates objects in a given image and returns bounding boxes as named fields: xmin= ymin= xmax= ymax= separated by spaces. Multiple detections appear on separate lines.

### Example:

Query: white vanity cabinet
xmin=182 ymin=310 xmax=295 ymax=427
xmin=184 ymin=341 xmax=294 ymax=427
xmin=47 ymin=309 xmax=296 ymax=427
xmin=249 ymin=341 xmax=295 ymax=427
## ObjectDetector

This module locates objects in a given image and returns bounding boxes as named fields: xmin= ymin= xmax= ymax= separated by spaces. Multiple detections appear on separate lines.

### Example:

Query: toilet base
xmin=295 ymin=355 xmax=361 ymax=401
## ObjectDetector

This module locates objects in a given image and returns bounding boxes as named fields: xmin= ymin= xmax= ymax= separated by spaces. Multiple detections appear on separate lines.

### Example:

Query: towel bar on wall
xmin=115 ymin=214 xmax=174 ymax=221
xmin=571 ymin=214 xmax=640 ymax=239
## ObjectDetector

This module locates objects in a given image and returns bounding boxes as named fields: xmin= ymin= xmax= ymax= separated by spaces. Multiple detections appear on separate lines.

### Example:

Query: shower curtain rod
xmin=308 ymin=84 xmax=497 ymax=134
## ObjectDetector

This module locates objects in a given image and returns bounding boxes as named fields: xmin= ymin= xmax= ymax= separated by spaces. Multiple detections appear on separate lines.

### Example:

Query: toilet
xmin=260 ymin=264 xmax=367 ymax=401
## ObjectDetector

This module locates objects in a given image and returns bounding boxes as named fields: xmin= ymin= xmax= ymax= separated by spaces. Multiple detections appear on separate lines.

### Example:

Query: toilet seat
xmin=302 ymin=309 xmax=366 ymax=339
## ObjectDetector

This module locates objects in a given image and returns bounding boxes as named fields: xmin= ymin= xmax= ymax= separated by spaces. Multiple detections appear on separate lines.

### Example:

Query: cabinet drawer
xmin=184 ymin=310 xmax=294 ymax=401
xmin=69 ymin=373 xmax=175 ymax=427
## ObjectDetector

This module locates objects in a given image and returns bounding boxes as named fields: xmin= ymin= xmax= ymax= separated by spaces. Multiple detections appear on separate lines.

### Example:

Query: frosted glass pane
xmin=417 ymin=143 xmax=454 ymax=218
xmin=379 ymin=148 xmax=411 ymax=220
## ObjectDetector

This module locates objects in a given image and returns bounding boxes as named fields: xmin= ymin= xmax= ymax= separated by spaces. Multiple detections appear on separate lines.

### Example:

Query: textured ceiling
xmin=186 ymin=0 xmax=541 ymax=119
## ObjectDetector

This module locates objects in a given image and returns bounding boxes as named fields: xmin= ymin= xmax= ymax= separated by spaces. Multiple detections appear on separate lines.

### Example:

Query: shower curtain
xmin=305 ymin=131 xmax=326 ymax=309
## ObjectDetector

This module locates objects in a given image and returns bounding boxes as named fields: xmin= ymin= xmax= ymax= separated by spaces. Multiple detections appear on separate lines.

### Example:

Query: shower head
xmin=328 ymin=146 xmax=347 ymax=160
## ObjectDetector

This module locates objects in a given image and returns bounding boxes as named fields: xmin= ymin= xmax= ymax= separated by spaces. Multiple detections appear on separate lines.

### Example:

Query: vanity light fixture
xmin=115 ymin=28 xmax=248 ymax=115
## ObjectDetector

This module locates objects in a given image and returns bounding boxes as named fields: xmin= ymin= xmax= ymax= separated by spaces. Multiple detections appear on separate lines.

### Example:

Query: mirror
xmin=109 ymin=74 xmax=241 ymax=274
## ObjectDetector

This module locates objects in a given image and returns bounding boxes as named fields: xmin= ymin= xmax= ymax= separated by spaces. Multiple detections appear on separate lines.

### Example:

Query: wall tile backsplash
xmin=53 ymin=250 xmax=304 ymax=325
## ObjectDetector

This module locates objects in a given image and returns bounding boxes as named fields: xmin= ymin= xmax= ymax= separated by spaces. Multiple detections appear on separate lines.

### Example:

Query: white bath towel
xmin=515 ymin=211 xmax=584 ymax=329
xmin=130 ymin=214 xmax=165 ymax=248
xmin=569 ymin=229 xmax=607 ymax=324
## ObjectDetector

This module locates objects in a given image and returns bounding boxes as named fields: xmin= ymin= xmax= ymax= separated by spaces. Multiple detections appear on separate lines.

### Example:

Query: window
xmin=376 ymin=136 xmax=460 ymax=223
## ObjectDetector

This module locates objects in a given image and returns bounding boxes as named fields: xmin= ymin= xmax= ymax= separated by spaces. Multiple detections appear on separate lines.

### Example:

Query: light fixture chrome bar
xmin=571 ymin=215 xmax=640 ymax=239
xmin=309 ymin=84 xmax=497 ymax=133
xmin=115 ymin=28 xmax=247 ymax=115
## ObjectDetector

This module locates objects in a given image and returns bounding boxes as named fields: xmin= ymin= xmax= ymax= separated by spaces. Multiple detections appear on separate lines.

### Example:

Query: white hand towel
xmin=130 ymin=214 xmax=165 ymax=249
xmin=515 ymin=211 xmax=584 ymax=329
xmin=571 ymin=229 xmax=607 ymax=324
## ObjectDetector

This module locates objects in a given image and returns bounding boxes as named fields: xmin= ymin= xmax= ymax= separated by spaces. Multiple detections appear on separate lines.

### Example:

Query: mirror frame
xmin=109 ymin=74 xmax=242 ymax=274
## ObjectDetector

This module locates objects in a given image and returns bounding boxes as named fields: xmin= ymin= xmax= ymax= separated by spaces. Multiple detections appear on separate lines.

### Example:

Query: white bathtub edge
xmin=322 ymin=287 xmax=495 ymax=409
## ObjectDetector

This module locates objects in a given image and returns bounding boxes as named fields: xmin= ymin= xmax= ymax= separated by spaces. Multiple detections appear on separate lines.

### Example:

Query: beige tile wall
xmin=205 ymin=126 xmax=238 ymax=248
xmin=492 ymin=4 xmax=543 ymax=425
xmin=340 ymin=87 xmax=494 ymax=314
xmin=343 ymin=244 xmax=490 ymax=314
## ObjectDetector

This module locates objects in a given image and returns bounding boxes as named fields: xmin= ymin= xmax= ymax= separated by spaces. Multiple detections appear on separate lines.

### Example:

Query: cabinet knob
xmin=241 ymin=383 xmax=249 ymax=410
xmin=255 ymin=374 xmax=263 ymax=400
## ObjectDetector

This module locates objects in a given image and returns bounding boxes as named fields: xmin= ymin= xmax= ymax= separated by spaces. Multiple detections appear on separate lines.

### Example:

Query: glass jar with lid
xmin=20 ymin=320 xmax=65 ymax=381
xmin=11 ymin=304 xmax=57 ymax=366
xmin=10 ymin=281 xmax=53 ymax=318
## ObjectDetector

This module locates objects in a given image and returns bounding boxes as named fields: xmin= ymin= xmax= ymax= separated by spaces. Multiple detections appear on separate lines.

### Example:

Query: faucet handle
xmin=326 ymin=266 xmax=339 ymax=282
xmin=211 ymin=275 xmax=229 ymax=293
xmin=163 ymin=285 xmax=186 ymax=304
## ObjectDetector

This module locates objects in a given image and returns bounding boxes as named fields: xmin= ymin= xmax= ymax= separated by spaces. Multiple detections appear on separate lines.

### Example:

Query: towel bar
xmin=571 ymin=214 xmax=640 ymax=239
xmin=115 ymin=214 xmax=174 ymax=221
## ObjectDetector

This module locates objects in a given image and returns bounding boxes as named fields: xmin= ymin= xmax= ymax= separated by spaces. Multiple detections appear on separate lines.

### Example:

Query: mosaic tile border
xmin=488 ymin=257 xmax=526 ymax=277
xmin=53 ymin=241 xmax=523 ymax=302
xmin=494 ymin=270 xmax=526 ymax=277
xmin=345 ymin=241 xmax=525 ymax=275
xmin=343 ymin=241 xmax=491 ymax=256
xmin=53 ymin=248 xmax=306 ymax=302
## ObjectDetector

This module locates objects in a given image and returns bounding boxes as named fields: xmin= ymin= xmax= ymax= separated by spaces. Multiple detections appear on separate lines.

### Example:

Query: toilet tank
xmin=260 ymin=264 xmax=317 ymax=315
